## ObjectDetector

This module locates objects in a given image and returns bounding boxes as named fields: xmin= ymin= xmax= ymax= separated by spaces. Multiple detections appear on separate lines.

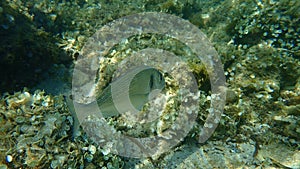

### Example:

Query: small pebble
xmin=88 ymin=145 xmax=96 ymax=154
xmin=226 ymin=89 xmax=238 ymax=103
xmin=6 ymin=155 xmax=13 ymax=163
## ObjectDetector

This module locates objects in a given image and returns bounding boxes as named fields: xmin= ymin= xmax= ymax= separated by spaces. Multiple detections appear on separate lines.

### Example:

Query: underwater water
xmin=0 ymin=0 xmax=299 ymax=168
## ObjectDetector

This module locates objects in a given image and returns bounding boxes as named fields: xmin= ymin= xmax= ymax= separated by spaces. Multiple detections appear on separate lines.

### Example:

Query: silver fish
xmin=65 ymin=66 xmax=165 ymax=136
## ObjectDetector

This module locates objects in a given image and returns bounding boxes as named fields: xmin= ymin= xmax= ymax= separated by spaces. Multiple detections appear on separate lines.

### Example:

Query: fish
xmin=65 ymin=66 xmax=165 ymax=137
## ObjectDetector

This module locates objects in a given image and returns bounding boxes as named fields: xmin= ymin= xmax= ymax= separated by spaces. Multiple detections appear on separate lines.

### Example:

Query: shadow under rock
xmin=0 ymin=2 xmax=71 ymax=94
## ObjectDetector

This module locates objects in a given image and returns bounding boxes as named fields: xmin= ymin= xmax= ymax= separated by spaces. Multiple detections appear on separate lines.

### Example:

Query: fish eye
xmin=157 ymin=71 xmax=164 ymax=84
xmin=149 ymin=74 xmax=154 ymax=89
xmin=159 ymin=73 xmax=163 ymax=82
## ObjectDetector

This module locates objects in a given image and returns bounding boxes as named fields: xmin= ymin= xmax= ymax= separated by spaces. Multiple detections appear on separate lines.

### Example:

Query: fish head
xmin=129 ymin=68 xmax=165 ymax=96
xmin=128 ymin=67 xmax=165 ymax=110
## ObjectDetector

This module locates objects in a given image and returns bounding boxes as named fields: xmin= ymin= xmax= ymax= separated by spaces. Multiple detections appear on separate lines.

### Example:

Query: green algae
xmin=0 ymin=90 xmax=124 ymax=168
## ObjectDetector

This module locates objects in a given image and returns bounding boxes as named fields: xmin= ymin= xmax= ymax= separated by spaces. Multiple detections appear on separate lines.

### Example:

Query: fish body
xmin=65 ymin=66 xmax=165 ymax=137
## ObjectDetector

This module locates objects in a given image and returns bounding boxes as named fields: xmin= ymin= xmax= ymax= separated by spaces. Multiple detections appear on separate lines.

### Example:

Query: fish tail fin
xmin=63 ymin=95 xmax=81 ymax=139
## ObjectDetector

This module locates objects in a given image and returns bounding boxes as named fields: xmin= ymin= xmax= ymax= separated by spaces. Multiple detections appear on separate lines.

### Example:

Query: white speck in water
xmin=6 ymin=155 xmax=13 ymax=163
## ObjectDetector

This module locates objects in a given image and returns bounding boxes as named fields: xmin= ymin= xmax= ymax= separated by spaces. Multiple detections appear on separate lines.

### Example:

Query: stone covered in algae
xmin=0 ymin=90 xmax=123 ymax=168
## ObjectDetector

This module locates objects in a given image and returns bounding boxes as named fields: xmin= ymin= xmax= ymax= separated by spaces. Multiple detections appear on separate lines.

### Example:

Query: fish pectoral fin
xmin=130 ymin=94 xmax=150 ymax=111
